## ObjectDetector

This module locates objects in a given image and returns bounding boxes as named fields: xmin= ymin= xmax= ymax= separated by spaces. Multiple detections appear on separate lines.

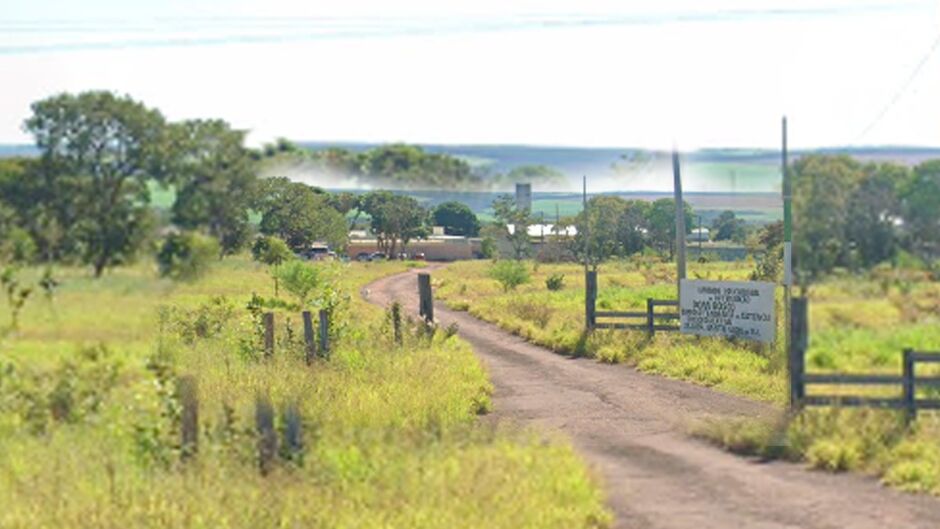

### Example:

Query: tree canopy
xmin=360 ymin=191 xmax=427 ymax=255
xmin=24 ymin=91 xmax=167 ymax=276
xmin=431 ymin=201 xmax=480 ymax=236
xmin=254 ymin=177 xmax=347 ymax=251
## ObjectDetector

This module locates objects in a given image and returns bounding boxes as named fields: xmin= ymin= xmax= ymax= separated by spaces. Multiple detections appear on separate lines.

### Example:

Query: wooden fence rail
xmin=789 ymin=297 xmax=940 ymax=421
xmin=585 ymin=272 xmax=679 ymax=335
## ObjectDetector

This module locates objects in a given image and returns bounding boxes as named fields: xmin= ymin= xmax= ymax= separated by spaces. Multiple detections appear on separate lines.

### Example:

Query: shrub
xmin=253 ymin=235 xmax=294 ymax=296
xmin=157 ymin=231 xmax=220 ymax=281
xmin=481 ymin=236 xmax=498 ymax=259
xmin=488 ymin=260 xmax=530 ymax=292
xmin=545 ymin=273 xmax=565 ymax=291
xmin=508 ymin=299 xmax=553 ymax=327
xmin=806 ymin=438 xmax=861 ymax=472
xmin=275 ymin=260 xmax=323 ymax=307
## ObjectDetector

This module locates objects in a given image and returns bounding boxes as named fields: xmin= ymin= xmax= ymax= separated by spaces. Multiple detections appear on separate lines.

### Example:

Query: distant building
xmin=688 ymin=227 xmax=710 ymax=242
xmin=515 ymin=183 xmax=532 ymax=211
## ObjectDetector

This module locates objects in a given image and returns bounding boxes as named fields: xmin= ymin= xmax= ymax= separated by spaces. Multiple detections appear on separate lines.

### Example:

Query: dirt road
xmin=364 ymin=267 xmax=940 ymax=529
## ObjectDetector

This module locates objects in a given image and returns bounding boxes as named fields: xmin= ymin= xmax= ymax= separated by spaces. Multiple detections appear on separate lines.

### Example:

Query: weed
xmin=546 ymin=273 xmax=566 ymax=291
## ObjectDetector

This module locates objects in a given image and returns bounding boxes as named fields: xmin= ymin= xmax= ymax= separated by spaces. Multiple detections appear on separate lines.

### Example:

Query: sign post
xmin=679 ymin=280 xmax=777 ymax=343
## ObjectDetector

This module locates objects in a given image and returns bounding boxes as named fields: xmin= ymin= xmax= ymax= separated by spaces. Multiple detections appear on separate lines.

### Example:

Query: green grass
xmin=0 ymin=256 xmax=610 ymax=528
xmin=436 ymin=259 xmax=787 ymax=404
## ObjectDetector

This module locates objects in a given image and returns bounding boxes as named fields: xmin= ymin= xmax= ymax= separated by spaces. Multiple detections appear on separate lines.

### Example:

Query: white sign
xmin=679 ymin=280 xmax=776 ymax=343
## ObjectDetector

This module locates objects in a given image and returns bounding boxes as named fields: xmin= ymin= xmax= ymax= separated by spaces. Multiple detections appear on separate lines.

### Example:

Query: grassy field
xmin=435 ymin=258 xmax=940 ymax=494
xmin=436 ymin=259 xmax=788 ymax=403
xmin=0 ymin=257 xmax=609 ymax=528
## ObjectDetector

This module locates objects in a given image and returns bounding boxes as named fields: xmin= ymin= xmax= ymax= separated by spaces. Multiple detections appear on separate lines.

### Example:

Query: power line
xmin=853 ymin=30 xmax=940 ymax=144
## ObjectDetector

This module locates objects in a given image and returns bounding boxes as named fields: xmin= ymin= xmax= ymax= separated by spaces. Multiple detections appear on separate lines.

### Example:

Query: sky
xmin=2 ymin=0 xmax=940 ymax=150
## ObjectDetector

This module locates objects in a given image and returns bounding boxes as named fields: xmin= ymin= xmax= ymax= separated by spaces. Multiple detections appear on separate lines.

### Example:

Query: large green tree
xmin=254 ymin=177 xmax=347 ymax=251
xmin=710 ymin=210 xmax=746 ymax=242
xmin=574 ymin=196 xmax=651 ymax=269
xmin=167 ymin=119 xmax=256 ymax=255
xmin=645 ymin=198 xmax=693 ymax=258
xmin=360 ymin=191 xmax=427 ymax=255
xmin=431 ymin=201 xmax=480 ymax=236
xmin=846 ymin=163 xmax=904 ymax=269
xmin=25 ymin=91 xmax=166 ymax=276
xmin=792 ymin=155 xmax=863 ymax=286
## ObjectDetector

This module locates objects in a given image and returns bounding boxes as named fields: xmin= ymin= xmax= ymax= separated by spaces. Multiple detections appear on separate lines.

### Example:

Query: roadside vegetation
xmin=0 ymin=257 xmax=610 ymax=528
xmin=436 ymin=258 xmax=787 ymax=403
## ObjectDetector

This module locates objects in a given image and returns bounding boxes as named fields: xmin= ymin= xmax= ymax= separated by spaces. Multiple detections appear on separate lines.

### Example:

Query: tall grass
xmin=0 ymin=257 xmax=610 ymax=528
xmin=436 ymin=259 xmax=787 ymax=403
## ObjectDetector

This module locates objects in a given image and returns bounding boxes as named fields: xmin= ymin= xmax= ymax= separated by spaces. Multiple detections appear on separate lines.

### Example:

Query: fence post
xmin=318 ymin=309 xmax=330 ymax=358
xmin=646 ymin=298 xmax=655 ymax=337
xmin=789 ymin=297 xmax=808 ymax=410
xmin=903 ymin=348 xmax=916 ymax=424
xmin=585 ymin=270 xmax=597 ymax=331
xmin=255 ymin=394 xmax=277 ymax=476
xmin=418 ymin=273 xmax=434 ymax=323
xmin=178 ymin=376 xmax=198 ymax=462
xmin=302 ymin=311 xmax=316 ymax=364
xmin=263 ymin=312 xmax=275 ymax=358
xmin=282 ymin=402 xmax=304 ymax=464
xmin=391 ymin=301 xmax=403 ymax=345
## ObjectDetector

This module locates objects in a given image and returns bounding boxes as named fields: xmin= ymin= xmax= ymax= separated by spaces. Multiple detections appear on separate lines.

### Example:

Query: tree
xmin=900 ymin=160 xmax=940 ymax=266
xmin=574 ymin=196 xmax=627 ymax=270
xmin=254 ymin=177 xmax=347 ymax=251
xmin=25 ymin=91 xmax=167 ymax=276
xmin=156 ymin=231 xmax=220 ymax=281
xmin=846 ymin=163 xmax=904 ymax=269
xmin=491 ymin=195 xmax=533 ymax=260
xmin=166 ymin=120 xmax=256 ymax=256
xmin=645 ymin=198 xmax=693 ymax=258
xmin=252 ymin=235 xmax=293 ymax=296
xmin=792 ymin=155 xmax=863 ymax=286
xmin=360 ymin=191 xmax=427 ymax=256
xmin=431 ymin=201 xmax=480 ymax=236
xmin=574 ymin=197 xmax=651 ymax=269
xmin=327 ymin=191 xmax=363 ymax=229
xmin=0 ymin=157 xmax=67 ymax=263
xmin=711 ymin=210 xmax=746 ymax=242
xmin=275 ymin=260 xmax=324 ymax=307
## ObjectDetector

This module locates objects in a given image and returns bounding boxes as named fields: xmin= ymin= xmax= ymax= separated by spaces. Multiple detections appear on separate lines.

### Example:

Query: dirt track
xmin=364 ymin=267 xmax=940 ymax=529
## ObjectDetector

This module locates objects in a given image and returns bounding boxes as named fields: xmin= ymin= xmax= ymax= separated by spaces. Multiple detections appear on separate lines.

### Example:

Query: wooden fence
xmin=262 ymin=310 xmax=330 ymax=362
xmin=789 ymin=297 xmax=940 ymax=421
xmin=585 ymin=271 xmax=679 ymax=335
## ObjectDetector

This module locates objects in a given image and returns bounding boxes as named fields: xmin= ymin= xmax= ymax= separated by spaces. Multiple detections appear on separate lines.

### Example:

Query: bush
xmin=157 ymin=231 xmax=220 ymax=281
xmin=488 ymin=260 xmax=530 ymax=292
xmin=275 ymin=260 xmax=324 ymax=307
xmin=545 ymin=273 xmax=565 ymax=291
xmin=252 ymin=235 xmax=292 ymax=267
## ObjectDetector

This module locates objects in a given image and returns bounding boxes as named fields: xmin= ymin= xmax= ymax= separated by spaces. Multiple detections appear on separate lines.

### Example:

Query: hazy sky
xmin=2 ymin=0 xmax=939 ymax=149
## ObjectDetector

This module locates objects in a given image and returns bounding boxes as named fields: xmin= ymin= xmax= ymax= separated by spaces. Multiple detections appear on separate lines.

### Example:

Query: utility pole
xmin=782 ymin=117 xmax=793 ymax=361
xmin=673 ymin=149 xmax=686 ymax=294
xmin=698 ymin=215 xmax=703 ymax=253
